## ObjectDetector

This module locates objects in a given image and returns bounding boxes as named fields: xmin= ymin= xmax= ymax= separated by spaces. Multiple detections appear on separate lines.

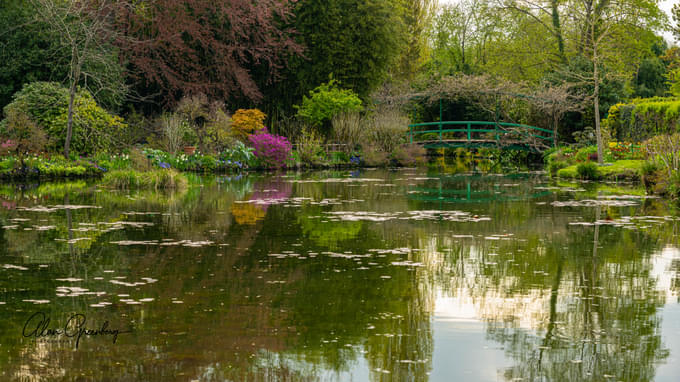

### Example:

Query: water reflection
xmin=0 ymin=171 xmax=678 ymax=381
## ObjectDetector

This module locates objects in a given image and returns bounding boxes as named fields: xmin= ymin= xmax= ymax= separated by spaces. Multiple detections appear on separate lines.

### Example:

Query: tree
xmin=113 ymin=0 xmax=302 ymax=106
xmin=671 ymin=3 xmax=680 ymax=42
xmin=501 ymin=0 xmax=664 ymax=159
xmin=0 ymin=0 xmax=68 ymax=116
xmin=429 ymin=0 xmax=500 ymax=76
xmin=288 ymin=0 xmax=404 ymax=99
xmin=30 ymin=0 xmax=127 ymax=157
xmin=634 ymin=56 xmax=667 ymax=98
xmin=500 ymin=0 xmax=567 ymax=62
xmin=543 ymin=56 xmax=627 ymax=142
xmin=564 ymin=0 xmax=664 ymax=163
xmin=393 ymin=0 xmax=439 ymax=81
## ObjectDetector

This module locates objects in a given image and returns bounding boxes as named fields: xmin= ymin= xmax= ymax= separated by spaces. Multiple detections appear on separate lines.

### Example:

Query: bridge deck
xmin=408 ymin=121 xmax=554 ymax=151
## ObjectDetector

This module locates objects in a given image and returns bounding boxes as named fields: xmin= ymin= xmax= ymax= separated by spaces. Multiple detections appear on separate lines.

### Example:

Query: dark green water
xmin=0 ymin=169 xmax=678 ymax=381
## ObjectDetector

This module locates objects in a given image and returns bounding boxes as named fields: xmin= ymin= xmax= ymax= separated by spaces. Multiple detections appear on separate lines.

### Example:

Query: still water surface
xmin=0 ymin=169 xmax=678 ymax=381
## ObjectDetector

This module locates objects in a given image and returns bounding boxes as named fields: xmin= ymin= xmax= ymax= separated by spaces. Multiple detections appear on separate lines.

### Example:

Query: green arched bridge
xmin=408 ymin=121 xmax=555 ymax=151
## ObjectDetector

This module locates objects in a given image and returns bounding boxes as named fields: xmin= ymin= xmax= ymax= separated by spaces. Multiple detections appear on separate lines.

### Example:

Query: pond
xmin=0 ymin=169 xmax=678 ymax=381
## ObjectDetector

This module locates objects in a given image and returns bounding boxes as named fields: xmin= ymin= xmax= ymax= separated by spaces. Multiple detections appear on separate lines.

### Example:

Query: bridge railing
xmin=407 ymin=121 xmax=554 ymax=149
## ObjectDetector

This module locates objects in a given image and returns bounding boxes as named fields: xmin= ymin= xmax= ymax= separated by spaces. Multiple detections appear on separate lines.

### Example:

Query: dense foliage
xmin=0 ymin=0 xmax=68 ymax=116
xmin=276 ymin=0 xmax=404 ymax=102
xmin=0 ymin=0 xmax=678 ymax=183
xmin=295 ymin=80 xmax=363 ymax=129
xmin=113 ymin=0 xmax=302 ymax=105
xmin=606 ymin=98 xmax=680 ymax=142
xmin=1 ymin=82 xmax=127 ymax=155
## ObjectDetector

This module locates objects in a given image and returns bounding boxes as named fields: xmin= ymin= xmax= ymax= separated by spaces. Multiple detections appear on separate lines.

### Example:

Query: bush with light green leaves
xmin=295 ymin=79 xmax=363 ymax=130
xmin=1 ymin=82 xmax=127 ymax=155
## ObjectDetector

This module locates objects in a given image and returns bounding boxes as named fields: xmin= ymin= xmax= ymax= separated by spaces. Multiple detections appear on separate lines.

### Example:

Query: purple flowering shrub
xmin=248 ymin=130 xmax=292 ymax=168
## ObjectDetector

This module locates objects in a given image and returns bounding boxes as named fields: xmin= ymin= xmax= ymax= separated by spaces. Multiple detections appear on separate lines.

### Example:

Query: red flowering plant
xmin=247 ymin=129 xmax=292 ymax=168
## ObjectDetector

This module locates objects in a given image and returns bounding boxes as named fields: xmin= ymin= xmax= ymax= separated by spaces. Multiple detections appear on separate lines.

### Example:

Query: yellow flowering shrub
xmin=230 ymin=109 xmax=266 ymax=139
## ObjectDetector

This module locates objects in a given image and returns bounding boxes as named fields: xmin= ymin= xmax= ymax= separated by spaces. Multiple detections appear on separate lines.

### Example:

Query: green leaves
xmin=2 ymin=82 xmax=127 ymax=155
xmin=294 ymin=80 xmax=363 ymax=128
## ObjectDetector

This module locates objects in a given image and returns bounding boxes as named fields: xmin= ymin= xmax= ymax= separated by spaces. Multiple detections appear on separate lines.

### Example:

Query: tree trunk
xmin=553 ymin=109 xmax=559 ymax=146
xmin=65 ymin=43 xmax=81 ymax=159
xmin=550 ymin=0 xmax=566 ymax=62
xmin=592 ymin=25 xmax=604 ymax=164
xmin=65 ymin=84 xmax=76 ymax=158
xmin=593 ymin=67 xmax=604 ymax=164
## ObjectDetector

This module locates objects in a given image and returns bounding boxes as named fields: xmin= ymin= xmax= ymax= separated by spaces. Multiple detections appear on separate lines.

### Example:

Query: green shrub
xmin=0 ymin=106 xmax=47 ymax=162
xmin=295 ymin=129 xmax=326 ymax=167
xmin=572 ymin=126 xmax=598 ymax=147
xmin=640 ymin=161 xmax=658 ymax=177
xmin=641 ymin=161 xmax=659 ymax=191
xmin=669 ymin=170 xmax=680 ymax=199
xmin=295 ymin=79 xmax=363 ymax=129
xmin=643 ymin=133 xmax=680 ymax=179
xmin=361 ymin=145 xmax=389 ymax=167
xmin=606 ymin=97 xmax=680 ymax=142
xmin=332 ymin=112 xmax=363 ymax=152
xmin=203 ymin=103 xmax=234 ymax=152
xmin=363 ymin=107 xmax=408 ymax=153
xmin=576 ymin=162 xmax=601 ymax=180
xmin=168 ymin=95 xmax=238 ymax=153
xmin=0 ymin=157 xmax=15 ymax=171
xmin=2 ymin=82 xmax=127 ymax=155
xmin=129 ymin=148 xmax=153 ymax=171
xmin=548 ymin=160 xmax=568 ymax=177
xmin=575 ymin=146 xmax=598 ymax=162
xmin=198 ymin=155 xmax=217 ymax=171
xmin=330 ymin=151 xmax=350 ymax=165
xmin=219 ymin=141 xmax=255 ymax=168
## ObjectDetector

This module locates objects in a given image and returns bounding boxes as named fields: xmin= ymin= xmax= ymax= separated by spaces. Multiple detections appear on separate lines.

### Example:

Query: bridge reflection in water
xmin=408 ymin=173 xmax=552 ymax=205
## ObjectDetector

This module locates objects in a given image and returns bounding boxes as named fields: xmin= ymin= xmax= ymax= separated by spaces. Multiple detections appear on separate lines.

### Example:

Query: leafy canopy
xmin=113 ymin=0 xmax=302 ymax=105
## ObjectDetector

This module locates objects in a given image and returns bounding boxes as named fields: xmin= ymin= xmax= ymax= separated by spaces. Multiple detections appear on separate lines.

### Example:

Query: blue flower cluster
xmin=88 ymin=161 xmax=108 ymax=172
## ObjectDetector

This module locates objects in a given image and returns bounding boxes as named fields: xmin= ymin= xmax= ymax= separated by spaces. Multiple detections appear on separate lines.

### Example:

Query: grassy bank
xmin=545 ymin=138 xmax=680 ymax=200
xmin=556 ymin=160 xmax=645 ymax=181
xmin=101 ymin=169 xmax=188 ymax=190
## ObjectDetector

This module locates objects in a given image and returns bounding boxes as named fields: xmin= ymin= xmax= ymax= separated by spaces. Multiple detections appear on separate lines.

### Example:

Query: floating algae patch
xmin=391 ymin=261 xmax=424 ymax=267
xmin=3 ymin=264 xmax=29 ymax=271
xmin=325 ymin=210 xmax=490 ymax=222
xmin=287 ymin=178 xmax=384 ymax=184
xmin=551 ymin=199 xmax=639 ymax=207
xmin=55 ymin=286 xmax=106 ymax=297
xmin=110 ymin=240 xmax=160 ymax=246
xmin=17 ymin=205 xmax=102 ymax=213
xmin=110 ymin=239 xmax=213 ymax=247
xmin=568 ymin=215 xmax=677 ymax=229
